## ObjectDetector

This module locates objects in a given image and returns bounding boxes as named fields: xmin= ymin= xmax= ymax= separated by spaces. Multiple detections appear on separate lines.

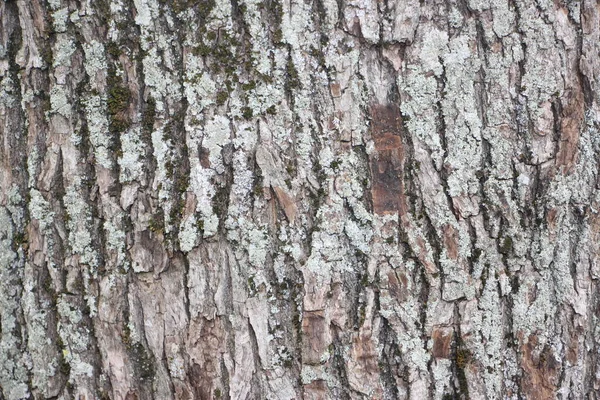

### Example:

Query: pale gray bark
xmin=1 ymin=0 xmax=600 ymax=399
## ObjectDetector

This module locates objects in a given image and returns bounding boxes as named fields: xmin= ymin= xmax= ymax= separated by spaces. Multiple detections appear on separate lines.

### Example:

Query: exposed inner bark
xmin=1 ymin=0 xmax=599 ymax=399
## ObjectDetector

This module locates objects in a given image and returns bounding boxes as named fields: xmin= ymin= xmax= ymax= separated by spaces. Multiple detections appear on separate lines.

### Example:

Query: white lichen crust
xmin=1 ymin=0 xmax=599 ymax=399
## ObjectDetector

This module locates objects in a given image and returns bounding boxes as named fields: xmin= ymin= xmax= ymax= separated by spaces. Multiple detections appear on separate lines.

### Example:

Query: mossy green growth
xmin=148 ymin=214 xmax=164 ymax=235
xmin=285 ymin=57 xmax=300 ymax=91
xmin=286 ymin=163 xmax=296 ymax=177
xmin=266 ymin=105 xmax=277 ymax=115
xmin=98 ymin=390 xmax=111 ymax=400
xmin=169 ymin=197 xmax=186 ymax=230
xmin=241 ymin=107 xmax=253 ymax=120
xmin=360 ymin=273 xmax=369 ymax=287
xmin=171 ymin=0 xmax=190 ymax=14
xmin=196 ymin=218 xmax=204 ymax=232
xmin=266 ymin=0 xmax=284 ymax=45
xmin=210 ymin=43 xmax=237 ymax=74
xmin=121 ymin=324 xmax=131 ymax=346
xmin=165 ymin=160 xmax=174 ymax=178
xmin=273 ymin=29 xmax=283 ymax=45
xmin=198 ymin=0 xmax=216 ymax=19
xmin=130 ymin=342 xmax=155 ymax=381
xmin=480 ymin=265 xmax=489 ymax=292
xmin=56 ymin=336 xmax=71 ymax=376
xmin=106 ymin=41 xmax=121 ymax=58
xmin=456 ymin=347 xmax=471 ymax=369
xmin=247 ymin=276 xmax=257 ymax=294
xmin=12 ymin=231 xmax=28 ymax=249
xmin=58 ymin=354 xmax=71 ymax=375
xmin=309 ymin=46 xmax=326 ymax=68
xmin=42 ymin=274 xmax=53 ymax=294
xmin=193 ymin=44 xmax=212 ymax=57
xmin=241 ymin=80 xmax=256 ymax=91
xmin=499 ymin=236 xmax=513 ymax=255
xmin=175 ymin=174 xmax=189 ymax=194
xmin=455 ymin=340 xmax=472 ymax=398
xmin=258 ymin=72 xmax=273 ymax=84
xmin=470 ymin=248 xmax=482 ymax=263
xmin=358 ymin=304 xmax=367 ymax=326
xmin=41 ymin=46 xmax=53 ymax=68
xmin=329 ymin=159 xmax=341 ymax=171
xmin=107 ymin=66 xmax=131 ymax=134
xmin=107 ymin=85 xmax=130 ymax=120
xmin=252 ymin=173 xmax=264 ymax=198
xmin=216 ymin=90 xmax=229 ymax=106
xmin=95 ymin=0 xmax=111 ymax=22
xmin=142 ymin=96 xmax=156 ymax=137
xmin=212 ymin=185 xmax=230 ymax=219
xmin=292 ymin=312 xmax=301 ymax=335
xmin=171 ymin=0 xmax=215 ymax=16
xmin=206 ymin=31 xmax=217 ymax=41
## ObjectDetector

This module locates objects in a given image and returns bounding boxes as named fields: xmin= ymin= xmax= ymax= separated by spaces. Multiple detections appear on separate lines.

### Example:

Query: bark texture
xmin=1 ymin=0 xmax=600 ymax=399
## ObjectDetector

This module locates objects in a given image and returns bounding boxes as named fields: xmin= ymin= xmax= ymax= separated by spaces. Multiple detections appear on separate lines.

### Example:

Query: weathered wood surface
xmin=1 ymin=0 xmax=600 ymax=399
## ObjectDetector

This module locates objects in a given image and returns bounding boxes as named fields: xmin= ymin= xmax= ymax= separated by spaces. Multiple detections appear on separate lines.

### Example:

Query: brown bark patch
xmin=303 ymin=380 xmax=328 ymax=400
xmin=387 ymin=271 xmax=408 ymax=303
xmin=350 ymin=333 xmax=379 ymax=375
xmin=199 ymin=147 xmax=211 ymax=168
xmin=590 ymin=209 xmax=600 ymax=279
xmin=189 ymin=363 xmax=211 ymax=400
xmin=567 ymin=334 xmax=579 ymax=365
xmin=330 ymin=83 xmax=341 ymax=98
xmin=371 ymin=104 xmax=403 ymax=138
xmin=130 ymin=230 xmax=167 ymax=272
xmin=302 ymin=311 xmax=329 ymax=365
xmin=347 ymin=331 xmax=383 ymax=396
xmin=184 ymin=192 xmax=198 ymax=216
xmin=374 ymin=132 xmax=402 ymax=151
xmin=520 ymin=335 xmax=559 ymax=400
xmin=173 ymin=384 xmax=192 ymax=400
xmin=125 ymin=391 xmax=139 ymax=400
xmin=350 ymin=17 xmax=363 ymax=38
xmin=415 ymin=236 xmax=437 ymax=274
xmin=546 ymin=208 xmax=558 ymax=229
xmin=273 ymin=186 xmax=297 ymax=223
xmin=557 ymin=88 xmax=584 ymax=173
xmin=432 ymin=329 xmax=453 ymax=358
xmin=443 ymin=224 xmax=459 ymax=260
xmin=369 ymin=104 xmax=404 ymax=215
xmin=188 ymin=318 xmax=226 ymax=400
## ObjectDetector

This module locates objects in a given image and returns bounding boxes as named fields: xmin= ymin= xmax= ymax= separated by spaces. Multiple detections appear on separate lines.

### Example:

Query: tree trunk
xmin=1 ymin=0 xmax=599 ymax=399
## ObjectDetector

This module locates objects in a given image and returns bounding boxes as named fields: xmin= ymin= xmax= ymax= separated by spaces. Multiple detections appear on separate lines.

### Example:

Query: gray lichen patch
xmin=118 ymin=127 xmax=146 ymax=184
xmin=0 ymin=208 xmax=31 ymax=400
xmin=2 ymin=0 xmax=600 ymax=398
xmin=82 ymin=93 xmax=112 ymax=169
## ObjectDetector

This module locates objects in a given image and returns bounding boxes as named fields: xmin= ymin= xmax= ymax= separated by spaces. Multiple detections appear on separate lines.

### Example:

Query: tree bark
xmin=1 ymin=0 xmax=599 ymax=399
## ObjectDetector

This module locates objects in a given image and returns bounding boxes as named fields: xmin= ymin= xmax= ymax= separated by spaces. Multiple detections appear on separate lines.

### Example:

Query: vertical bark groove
xmin=1 ymin=0 xmax=600 ymax=399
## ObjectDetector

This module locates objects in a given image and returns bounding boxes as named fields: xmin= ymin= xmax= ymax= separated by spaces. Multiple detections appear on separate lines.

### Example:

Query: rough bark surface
xmin=1 ymin=0 xmax=600 ymax=399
